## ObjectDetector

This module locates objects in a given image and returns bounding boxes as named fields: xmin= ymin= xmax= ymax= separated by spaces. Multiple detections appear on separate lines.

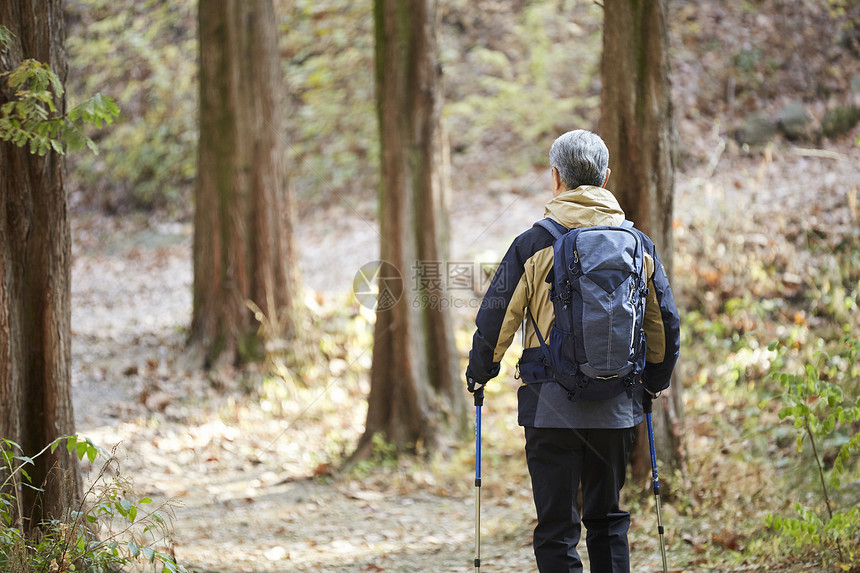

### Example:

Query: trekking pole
xmin=644 ymin=394 xmax=669 ymax=573
xmin=474 ymin=388 xmax=483 ymax=572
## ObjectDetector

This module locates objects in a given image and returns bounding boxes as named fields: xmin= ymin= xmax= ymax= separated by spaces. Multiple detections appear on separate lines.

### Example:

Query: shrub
xmin=763 ymin=336 xmax=860 ymax=569
xmin=65 ymin=0 xmax=198 ymax=213
xmin=1 ymin=436 xmax=185 ymax=573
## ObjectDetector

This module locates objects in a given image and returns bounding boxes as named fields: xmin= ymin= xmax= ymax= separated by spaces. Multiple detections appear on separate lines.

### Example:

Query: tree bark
xmin=0 ymin=0 xmax=81 ymax=532
xmin=352 ymin=0 xmax=466 ymax=459
xmin=599 ymin=0 xmax=685 ymax=487
xmin=191 ymin=0 xmax=302 ymax=369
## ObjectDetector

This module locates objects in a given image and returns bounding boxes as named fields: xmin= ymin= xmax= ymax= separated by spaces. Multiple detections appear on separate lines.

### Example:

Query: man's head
xmin=549 ymin=130 xmax=610 ymax=195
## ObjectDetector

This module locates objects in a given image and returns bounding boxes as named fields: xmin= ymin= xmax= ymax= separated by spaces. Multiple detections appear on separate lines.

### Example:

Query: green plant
xmin=349 ymin=433 xmax=399 ymax=478
xmin=443 ymin=2 xmax=599 ymax=175
xmin=0 ymin=24 xmax=12 ymax=46
xmin=280 ymin=0 xmax=377 ymax=204
xmin=803 ymin=230 xmax=860 ymax=339
xmin=762 ymin=336 xmax=860 ymax=569
xmin=1 ymin=436 xmax=185 ymax=573
xmin=0 ymin=26 xmax=119 ymax=157
xmin=65 ymin=0 xmax=197 ymax=212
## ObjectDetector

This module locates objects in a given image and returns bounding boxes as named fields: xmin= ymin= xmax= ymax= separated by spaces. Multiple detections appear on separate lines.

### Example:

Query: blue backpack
xmin=530 ymin=218 xmax=649 ymax=401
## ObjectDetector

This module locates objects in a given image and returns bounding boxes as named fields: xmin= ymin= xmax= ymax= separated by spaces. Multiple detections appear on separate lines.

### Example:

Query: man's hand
xmin=468 ymin=377 xmax=485 ymax=407
xmin=467 ymin=377 xmax=485 ymax=394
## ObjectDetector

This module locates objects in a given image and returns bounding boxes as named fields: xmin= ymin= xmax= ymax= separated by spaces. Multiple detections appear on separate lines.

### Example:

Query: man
xmin=466 ymin=130 xmax=680 ymax=572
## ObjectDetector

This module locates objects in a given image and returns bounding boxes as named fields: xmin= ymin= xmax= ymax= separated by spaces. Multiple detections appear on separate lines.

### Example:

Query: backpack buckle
xmin=559 ymin=286 xmax=572 ymax=306
xmin=563 ymin=377 xmax=588 ymax=402
xmin=623 ymin=374 xmax=639 ymax=398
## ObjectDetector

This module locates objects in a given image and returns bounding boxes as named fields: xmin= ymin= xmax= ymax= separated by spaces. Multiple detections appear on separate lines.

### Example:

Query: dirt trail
xmin=70 ymin=189 xmax=550 ymax=572
xmin=71 ymin=137 xmax=859 ymax=572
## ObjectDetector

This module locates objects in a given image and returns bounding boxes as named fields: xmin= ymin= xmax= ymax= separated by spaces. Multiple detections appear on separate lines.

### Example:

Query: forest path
xmin=69 ymin=185 xmax=552 ymax=572
xmin=70 ymin=137 xmax=859 ymax=572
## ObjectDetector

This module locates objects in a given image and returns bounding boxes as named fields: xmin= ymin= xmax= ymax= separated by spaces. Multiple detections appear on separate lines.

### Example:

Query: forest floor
xmin=69 ymin=127 xmax=859 ymax=572
xmin=66 ymin=2 xmax=860 ymax=570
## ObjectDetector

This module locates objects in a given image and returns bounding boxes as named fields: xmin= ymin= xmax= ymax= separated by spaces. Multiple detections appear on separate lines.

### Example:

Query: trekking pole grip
xmin=643 ymin=392 xmax=653 ymax=414
xmin=474 ymin=388 xmax=484 ymax=407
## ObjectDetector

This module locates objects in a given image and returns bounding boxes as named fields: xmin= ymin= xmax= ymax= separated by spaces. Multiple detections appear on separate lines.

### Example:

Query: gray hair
xmin=549 ymin=130 xmax=609 ymax=190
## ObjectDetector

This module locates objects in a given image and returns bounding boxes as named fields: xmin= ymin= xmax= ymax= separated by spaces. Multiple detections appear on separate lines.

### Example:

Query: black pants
xmin=525 ymin=426 xmax=636 ymax=573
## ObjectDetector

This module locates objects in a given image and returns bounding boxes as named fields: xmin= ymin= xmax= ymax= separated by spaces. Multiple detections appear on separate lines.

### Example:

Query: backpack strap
xmin=533 ymin=218 xmax=567 ymax=240
xmin=527 ymin=309 xmax=552 ymax=367
xmin=529 ymin=217 xmax=565 ymax=367
xmin=526 ymin=309 xmax=582 ymax=400
xmin=621 ymin=220 xmax=648 ymax=289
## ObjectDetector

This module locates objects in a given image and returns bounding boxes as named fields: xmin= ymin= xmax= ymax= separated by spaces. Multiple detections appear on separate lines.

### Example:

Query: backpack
xmin=529 ymin=218 xmax=649 ymax=401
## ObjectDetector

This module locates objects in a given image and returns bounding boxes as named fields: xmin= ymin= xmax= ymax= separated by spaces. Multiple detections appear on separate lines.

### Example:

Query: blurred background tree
xmin=353 ymin=0 xmax=467 ymax=460
xmin=189 ymin=0 xmax=303 ymax=369
xmin=62 ymin=0 xmax=603 ymax=216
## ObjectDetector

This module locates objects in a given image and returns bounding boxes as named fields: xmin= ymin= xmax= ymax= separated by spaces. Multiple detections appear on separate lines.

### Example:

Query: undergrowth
xmin=763 ymin=336 xmax=860 ymax=570
xmin=1 ymin=436 xmax=185 ymax=573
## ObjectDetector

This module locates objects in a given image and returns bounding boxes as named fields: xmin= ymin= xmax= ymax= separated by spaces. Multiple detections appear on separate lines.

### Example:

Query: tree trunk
xmin=191 ymin=0 xmax=302 ymax=369
xmin=352 ymin=0 xmax=466 ymax=459
xmin=599 ymin=0 xmax=685 ymax=487
xmin=0 ymin=0 xmax=81 ymax=532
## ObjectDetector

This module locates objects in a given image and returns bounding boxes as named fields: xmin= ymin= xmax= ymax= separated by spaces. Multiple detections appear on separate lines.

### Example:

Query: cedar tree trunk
xmin=191 ymin=0 xmax=301 ymax=368
xmin=599 ymin=0 xmax=685 ymax=486
xmin=353 ymin=0 xmax=466 ymax=458
xmin=0 ymin=0 xmax=82 ymax=532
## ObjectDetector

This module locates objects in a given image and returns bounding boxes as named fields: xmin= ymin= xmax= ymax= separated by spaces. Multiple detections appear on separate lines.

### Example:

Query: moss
xmin=821 ymin=105 xmax=860 ymax=138
xmin=237 ymin=331 xmax=266 ymax=365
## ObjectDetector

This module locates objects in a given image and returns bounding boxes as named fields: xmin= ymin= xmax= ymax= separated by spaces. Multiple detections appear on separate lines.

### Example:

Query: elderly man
xmin=466 ymin=130 xmax=680 ymax=572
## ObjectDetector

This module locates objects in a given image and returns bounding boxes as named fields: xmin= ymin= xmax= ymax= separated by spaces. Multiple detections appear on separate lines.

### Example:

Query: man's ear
xmin=552 ymin=167 xmax=564 ymax=195
xmin=602 ymin=168 xmax=611 ymax=188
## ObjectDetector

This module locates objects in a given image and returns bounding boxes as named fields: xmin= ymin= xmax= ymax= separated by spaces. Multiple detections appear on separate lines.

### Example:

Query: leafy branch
xmin=0 ymin=25 xmax=119 ymax=156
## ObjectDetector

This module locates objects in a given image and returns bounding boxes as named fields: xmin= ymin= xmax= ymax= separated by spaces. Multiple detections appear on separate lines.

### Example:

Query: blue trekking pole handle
xmin=474 ymin=389 xmax=483 ymax=571
xmin=644 ymin=394 xmax=669 ymax=573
